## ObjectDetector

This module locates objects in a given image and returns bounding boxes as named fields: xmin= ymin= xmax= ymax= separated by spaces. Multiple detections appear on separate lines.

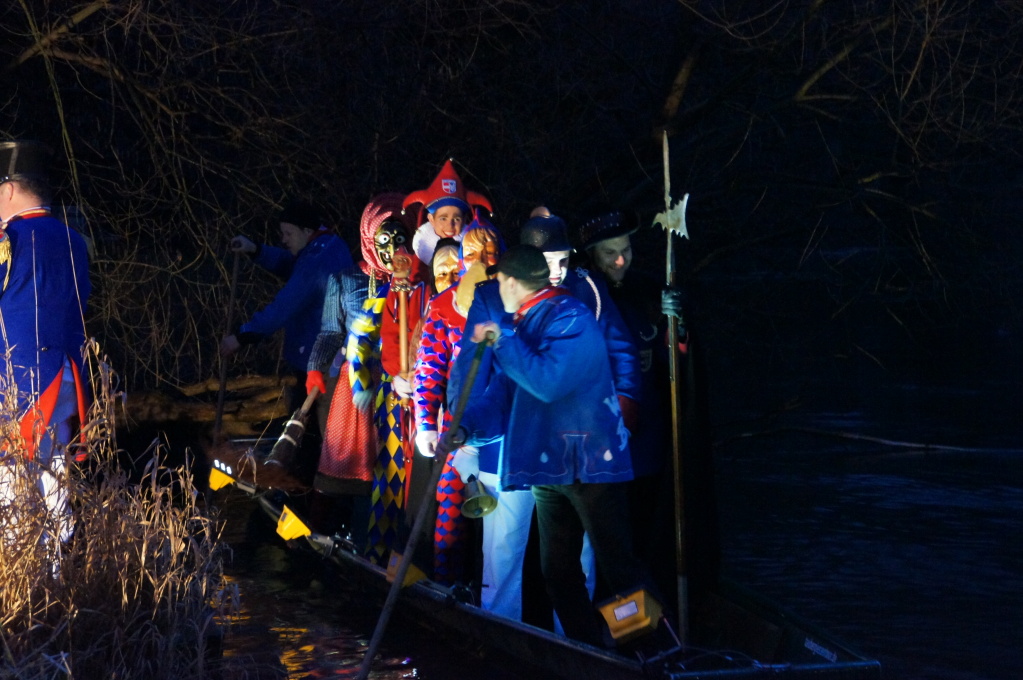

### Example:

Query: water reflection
xmin=214 ymin=491 xmax=520 ymax=680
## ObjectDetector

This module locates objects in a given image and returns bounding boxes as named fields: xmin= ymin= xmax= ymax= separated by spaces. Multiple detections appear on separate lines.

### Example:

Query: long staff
xmin=213 ymin=251 xmax=240 ymax=443
xmin=654 ymin=130 xmax=691 ymax=643
xmin=390 ymin=250 xmax=416 ymax=495
xmin=356 ymin=331 xmax=494 ymax=680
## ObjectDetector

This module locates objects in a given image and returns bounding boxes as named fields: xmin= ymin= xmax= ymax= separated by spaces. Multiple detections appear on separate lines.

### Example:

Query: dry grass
xmin=0 ymin=343 xmax=238 ymax=679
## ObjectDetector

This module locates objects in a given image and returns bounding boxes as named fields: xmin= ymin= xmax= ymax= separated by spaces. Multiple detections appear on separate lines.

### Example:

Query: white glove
xmin=415 ymin=430 xmax=439 ymax=458
xmin=352 ymin=389 xmax=374 ymax=412
xmin=451 ymin=446 xmax=480 ymax=484
xmin=391 ymin=374 xmax=413 ymax=399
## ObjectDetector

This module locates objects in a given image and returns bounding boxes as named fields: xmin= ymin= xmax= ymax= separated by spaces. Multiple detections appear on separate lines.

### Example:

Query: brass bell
xmin=461 ymin=474 xmax=497 ymax=518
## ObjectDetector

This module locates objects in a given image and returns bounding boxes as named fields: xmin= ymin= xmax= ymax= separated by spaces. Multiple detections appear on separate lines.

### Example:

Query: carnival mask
xmin=461 ymin=227 xmax=501 ymax=270
xmin=374 ymin=221 xmax=407 ymax=271
xmin=432 ymin=245 xmax=461 ymax=294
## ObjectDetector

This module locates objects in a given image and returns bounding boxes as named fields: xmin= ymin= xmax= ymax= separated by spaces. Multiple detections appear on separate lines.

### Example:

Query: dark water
xmin=213 ymin=370 xmax=1022 ymax=680
xmin=214 ymin=492 xmax=523 ymax=680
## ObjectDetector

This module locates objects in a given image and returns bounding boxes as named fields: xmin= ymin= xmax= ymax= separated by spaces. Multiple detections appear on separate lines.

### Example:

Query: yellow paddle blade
xmin=385 ymin=551 xmax=428 ymax=588
xmin=208 ymin=465 xmax=237 ymax=491
xmin=276 ymin=504 xmax=312 ymax=541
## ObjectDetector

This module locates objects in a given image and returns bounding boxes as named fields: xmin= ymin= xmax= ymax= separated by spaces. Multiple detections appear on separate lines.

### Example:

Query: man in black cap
xmin=220 ymin=200 xmax=353 ymax=480
xmin=0 ymin=139 xmax=92 ymax=545
xmin=440 ymin=244 xmax=653 ymax=647
xmin=443 ymin=208 xmax=640 ymax=628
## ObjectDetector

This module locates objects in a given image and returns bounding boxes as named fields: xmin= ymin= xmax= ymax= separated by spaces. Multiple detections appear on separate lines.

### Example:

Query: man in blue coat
xmin=444 ymin=210 xmax=640 ymax=625
xmin=441 ymin=245 xmax=651 ymax=646
xmin=220 ymin=200 xmax=352 ymax=477
xmin=0 ymin=139 xmax=92 ymax=544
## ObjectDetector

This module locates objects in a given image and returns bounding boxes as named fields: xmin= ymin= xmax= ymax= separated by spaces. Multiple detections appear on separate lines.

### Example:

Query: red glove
xmin=305 ymin=369 xmax=327 ymax=397
xmin=618 ymin=395 xmax=640 ymax=435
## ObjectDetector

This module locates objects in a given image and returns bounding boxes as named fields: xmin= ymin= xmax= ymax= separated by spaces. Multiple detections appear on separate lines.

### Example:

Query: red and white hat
xmin=403 ymin=159 xmax=493 ymax=220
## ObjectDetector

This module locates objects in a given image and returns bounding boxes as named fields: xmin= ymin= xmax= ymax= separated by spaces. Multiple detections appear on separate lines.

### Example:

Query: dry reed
xmin=1 ymin=343 xmax=238 ymax=679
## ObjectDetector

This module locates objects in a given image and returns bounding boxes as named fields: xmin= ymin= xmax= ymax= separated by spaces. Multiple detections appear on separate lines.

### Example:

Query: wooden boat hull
xmin=245 ymin=492 xmax=880 ymax=680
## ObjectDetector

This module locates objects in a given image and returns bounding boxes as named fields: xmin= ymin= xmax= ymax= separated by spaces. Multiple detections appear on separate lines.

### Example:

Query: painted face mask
xmin=432 ymin=245 xmax=461 ymax=293
xmin=374 ymin=221 xmax=407 ymax=272
xmin=461 ymin=226 xmax=501 ymax=271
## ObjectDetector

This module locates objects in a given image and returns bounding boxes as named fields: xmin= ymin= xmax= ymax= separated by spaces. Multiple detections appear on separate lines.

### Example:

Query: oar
xmin=356 ymin=331 xmax=494 ymax=680
xmin=213 ymin=250 xmax=241 ymax=443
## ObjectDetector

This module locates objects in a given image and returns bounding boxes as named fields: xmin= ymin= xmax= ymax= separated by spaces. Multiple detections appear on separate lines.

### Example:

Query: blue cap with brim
xmin=427 ymin=196 xmax=470 ymax=214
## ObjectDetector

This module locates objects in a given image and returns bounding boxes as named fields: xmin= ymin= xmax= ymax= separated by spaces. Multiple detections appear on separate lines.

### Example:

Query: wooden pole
xmin=213 ymin=251 xmax=240 ymax=443
xmin=662 ymin=130 xmax=689 ymax=644
xmin=356 ymin=332 xmax=493 ymax=680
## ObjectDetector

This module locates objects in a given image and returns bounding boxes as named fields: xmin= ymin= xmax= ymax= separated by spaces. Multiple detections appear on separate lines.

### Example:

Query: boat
xmin=208 ymin=449 xmax=881 ymax=680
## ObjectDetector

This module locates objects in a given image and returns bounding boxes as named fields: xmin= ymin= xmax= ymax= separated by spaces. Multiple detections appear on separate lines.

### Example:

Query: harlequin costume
xmin=309 ymin=196 xmax=405 ymax=498
xmin=346 ymin=195 xmax=425 ymax=564
xmin=412 ymin=216 xmax=505 ymax=585
xmin=403 ymin=159 xmax=493 ymax=265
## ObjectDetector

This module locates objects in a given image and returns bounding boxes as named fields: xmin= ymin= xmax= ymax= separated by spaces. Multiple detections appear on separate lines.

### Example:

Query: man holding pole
xmin=440 ymin=244 xmax=654 ymax=647
xmin=445 ymin=210 xmax=640 ymax=626
xmin=220 ymin=200 xmax=352 ymax=480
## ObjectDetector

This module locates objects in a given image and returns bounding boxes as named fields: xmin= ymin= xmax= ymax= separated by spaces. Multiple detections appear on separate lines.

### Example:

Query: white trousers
xmin=0 ymin=453 xmax=71 ymax=548
xmin=478 ymin=471 xmax=595 ymax=625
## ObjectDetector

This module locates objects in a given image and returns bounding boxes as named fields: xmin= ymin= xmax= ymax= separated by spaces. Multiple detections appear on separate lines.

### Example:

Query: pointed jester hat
xmin=402 ymin=159 xmax=493 ymax=225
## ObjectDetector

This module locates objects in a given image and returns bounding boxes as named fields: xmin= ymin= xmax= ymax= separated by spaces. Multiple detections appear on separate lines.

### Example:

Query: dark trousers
xmin=532 ymin=481 xmax=651 ymax=647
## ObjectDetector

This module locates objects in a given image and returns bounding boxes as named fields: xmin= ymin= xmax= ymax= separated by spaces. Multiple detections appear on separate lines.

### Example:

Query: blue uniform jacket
xmin=0 ymin=214 xmax=91 ymax=401
xmin=460 ymin=293 xmax=633 ymax=489
xmin=240 ymin=233 xmax=352 ymax=371
xmin=448 ymin=269 xmax=640 ymax=474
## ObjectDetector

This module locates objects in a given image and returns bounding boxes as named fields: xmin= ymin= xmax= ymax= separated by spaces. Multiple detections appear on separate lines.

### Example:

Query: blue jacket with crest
xmin=461 ymin=292 xmax=633 ymax=489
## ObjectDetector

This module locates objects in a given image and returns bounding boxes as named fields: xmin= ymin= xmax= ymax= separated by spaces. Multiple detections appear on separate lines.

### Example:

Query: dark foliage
xmin=1 ymin=0 xmax=1020 ymax=394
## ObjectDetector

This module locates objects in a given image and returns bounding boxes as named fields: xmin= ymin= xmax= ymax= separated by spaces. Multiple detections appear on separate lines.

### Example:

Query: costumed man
xmin=344 ymin=195 xmax=426 ymax=565
xmin=394 ymin=236 xmax=463 ymax=577
xmin=403 ymin=158 xmax=492 ymax=265
xmin=446 ymin=209 xmax=641 ymax=625
xmin=439 ymin=244 xmax=654 ymax=647
xmin=383 ymin=168 xmax=491 ymax=568
xmin=413 ymin=215 xmax=505 ymax=585
xmin=578 ymin=209 xmax=720 ymax=613
xmin=221 ymin=200 xmax=352 ymax=482
xmin=303 ymin=195 xmax=407 ymax=546
xmin=0 ymin=140 xmax=91 ymax=548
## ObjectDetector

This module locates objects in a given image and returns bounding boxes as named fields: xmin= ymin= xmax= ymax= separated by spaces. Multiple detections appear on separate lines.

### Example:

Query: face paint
xmin=432 ymin=245 xmax=461 ymax=293
xmin=543 ymin=249 xmax=571 ymax=286
xmin=461 ymin=227 xmax=501 ymax=270
xmin=374 ymin=221 xmax=407 ymax=271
